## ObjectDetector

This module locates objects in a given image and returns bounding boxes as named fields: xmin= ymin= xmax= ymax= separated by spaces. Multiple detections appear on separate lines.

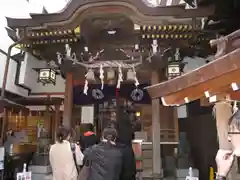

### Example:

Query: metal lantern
xmin=38 ymin=68 xmax=56 ymax=85
xmin=167 ymin=63 xmax=181 ymax=79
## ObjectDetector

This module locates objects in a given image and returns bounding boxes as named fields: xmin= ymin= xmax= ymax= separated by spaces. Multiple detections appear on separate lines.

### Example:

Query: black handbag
xmin=70 ymin=143 xmax=79 ymax=174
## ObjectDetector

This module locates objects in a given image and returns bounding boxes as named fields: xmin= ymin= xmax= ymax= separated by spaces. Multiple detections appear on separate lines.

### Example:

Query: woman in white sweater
xmin=49 ymin=128 xmax=84 ymax=180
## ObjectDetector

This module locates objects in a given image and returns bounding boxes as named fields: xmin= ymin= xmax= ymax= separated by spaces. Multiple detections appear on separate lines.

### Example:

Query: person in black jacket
xmin=83 ymin=127 xmax=122 ymax=180
xmin=116 ymin=108 xmax=136 ymax=180
xmin=79 ymin=123 xmax=99 ymax=152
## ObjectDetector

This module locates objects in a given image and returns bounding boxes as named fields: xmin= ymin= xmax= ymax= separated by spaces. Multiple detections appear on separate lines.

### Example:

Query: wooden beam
xmin=161 ymin=69 xmax=240 ymax=105
xmin=54 ymin=104 xmax=60 ymax=140
xmin=151 ymin=71 xmax=162 ymax=177
xmin=62 ymin=72 xmax=73 ymax=128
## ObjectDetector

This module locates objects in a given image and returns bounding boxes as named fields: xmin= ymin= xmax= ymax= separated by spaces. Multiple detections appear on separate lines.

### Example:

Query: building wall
xmin=0 ymin=50 xmax=65 ymax=97
xmin=0 ymin=50 xmax=29 ymax=97
xmin=19 ymin=53 xmax=65 ymax=94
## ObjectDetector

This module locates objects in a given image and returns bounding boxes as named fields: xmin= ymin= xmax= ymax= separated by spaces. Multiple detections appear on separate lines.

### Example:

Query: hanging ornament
xmin=116 ymin=65 xmax=123 ymax=89
xmin=83 ymin=80 xmax=88 ymax=95
xmin=174 ymin=48 xmax=180 ymax=61
xmin=99 ymin=64 xmax=104 ymax=90
xmin=233 ymin=101 xmax=238 ymax=114
xmin=132 ymin=66 xmax=139 ymax=87
xmin=127 ymin=69 xmax=135 ymax=81
xmin=131 ymin=88 xmax=144 ymax=102
xmin=85 ymin=69 xmax=95 ymax=82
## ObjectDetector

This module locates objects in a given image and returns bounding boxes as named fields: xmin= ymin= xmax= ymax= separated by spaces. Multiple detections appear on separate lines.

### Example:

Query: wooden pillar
xmin=54 ymin=104 xmax=60 ymax=140
xmin=0 ymin=108 xmax=8 ymax=145
xmin=151 ymin=71 xmax=162 ymax=177
xmin=63 ymin=72 xmax=73 ymax=128
xmin=214 ymin=102 xmax=232 ymax=150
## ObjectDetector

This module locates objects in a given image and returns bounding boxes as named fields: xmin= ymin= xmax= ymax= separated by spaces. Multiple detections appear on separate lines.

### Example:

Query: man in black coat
xmin=83 ymin=127 xmax=122 ymax=180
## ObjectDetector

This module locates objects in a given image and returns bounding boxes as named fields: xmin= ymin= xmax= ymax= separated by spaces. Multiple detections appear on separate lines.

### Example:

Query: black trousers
xmin=4 ymin=155 xmax=14 ymax=180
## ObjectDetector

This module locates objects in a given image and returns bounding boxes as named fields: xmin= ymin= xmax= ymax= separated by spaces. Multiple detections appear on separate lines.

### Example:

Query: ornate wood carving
xmin=210 ymin=29 xmax=240 ymax=58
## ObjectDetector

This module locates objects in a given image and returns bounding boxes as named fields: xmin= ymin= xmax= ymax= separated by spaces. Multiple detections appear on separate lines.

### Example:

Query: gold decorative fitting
xmin=49 ymin=32 xmax=53 ymax=35
xmin=68 ymin=30 xmax=72 ymax=33
xmin=168 ymin=25 xmax=172 ymax=30
xmin=148 ymin=26 xmax=151 ymax=30
xmin=40 ymin=32 xmax=44 ymax=36
xmin=69 ymin=39 xmax=73 ymax=42
xmin=163 ymin=26 xmax=167 ymax=31
xmin=147 ymin=34 xmax=150 ymax=38
xmin=74 ymin=26 xmax=80 ymax=34
xmin=45 ymin=32 xmax=48 ymax=36
xmin=179 ymin=25 xmax=183 ymax=30
xmin=142 ymin=25 xmax=146 ymax=30
xmin=156 ymin=34 xmax=160 ymax=38
xmin=54 ymin=31 xmax=57 ymax=35
xmin=158 ymin=26 xmax=162 ymax=30
xmin=153 ymin=26 xmax=157 ymax=30
xmin=173 ymin=25 xmax=177 ymax=30
xmin=36 ymin=33 xmax=39 ymax=36
xmin=152 ymin=34 xmax=155 ymax=38
xmin=59 ymin=31 xmax=62 ymax=35
xmin=142 ymin=34 xmax=145 ymax=38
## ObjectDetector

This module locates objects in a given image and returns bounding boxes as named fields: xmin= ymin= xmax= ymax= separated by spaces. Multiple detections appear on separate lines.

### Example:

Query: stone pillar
xmin=151 ymin=71 xmax=162 ymax=178
xmin=63 ymin=72 xmax=73 ymax=128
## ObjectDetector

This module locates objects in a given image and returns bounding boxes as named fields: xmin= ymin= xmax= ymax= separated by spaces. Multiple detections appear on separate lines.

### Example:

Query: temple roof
xmin=146 ymin=29 xmax=240 ymax=105
xmin=6 ymin=0 xmax=215 ymax=29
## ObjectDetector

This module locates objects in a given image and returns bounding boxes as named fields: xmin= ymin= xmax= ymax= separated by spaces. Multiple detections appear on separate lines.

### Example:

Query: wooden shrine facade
xmin=4 ymin=0 xmax=218 ymax=177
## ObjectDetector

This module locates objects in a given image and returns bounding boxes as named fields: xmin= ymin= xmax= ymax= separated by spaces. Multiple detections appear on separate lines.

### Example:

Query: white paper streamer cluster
xmin=83 ymin=79 xmax=88 ymax=95
xmin=99 ymin=64 xmax=104 ymax=90
xmin=132 ymin=66 xmax=139 ymax=87
xmin=117 ymin=65 xmax=123 ymax=89
xmin=233 ymin=101 xmax=238 ymax=114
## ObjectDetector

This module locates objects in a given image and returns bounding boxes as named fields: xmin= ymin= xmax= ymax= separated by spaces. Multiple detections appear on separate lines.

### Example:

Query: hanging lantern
xmin=85 ymin=69 xmax=95 ymax=82
xmin=38 ymin=68 xmax=56 ymax=85
xmin=167 ymin=63 xmax=181 ymax=79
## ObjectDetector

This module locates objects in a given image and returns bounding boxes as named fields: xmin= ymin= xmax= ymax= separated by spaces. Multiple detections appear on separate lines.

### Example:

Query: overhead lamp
xmin=135 ymin=112 xmax=141 ymax=117
xmin=134 ymin=44 xmax=139 ymax=50
xmin=167 ymin=63 xmax=181 ymax=79
xmin=38 ymin=68 xmax=56 ymax=85
xmin=107 ymin=30 xmax=116 ymax=35
xmin=84 ymin=46 xmax=88 ymax=52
